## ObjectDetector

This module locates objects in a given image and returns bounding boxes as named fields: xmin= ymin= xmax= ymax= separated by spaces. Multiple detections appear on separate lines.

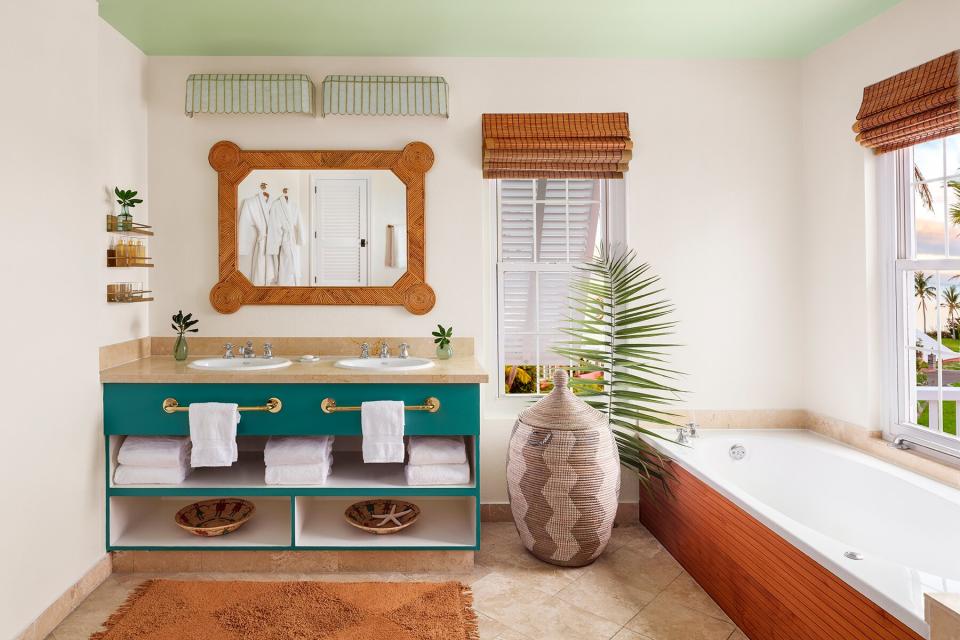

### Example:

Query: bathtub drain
xmin=729 ymin=444 xmax=746 ymax=460
xmin=843 ymin=551 xmax=864 ymax=560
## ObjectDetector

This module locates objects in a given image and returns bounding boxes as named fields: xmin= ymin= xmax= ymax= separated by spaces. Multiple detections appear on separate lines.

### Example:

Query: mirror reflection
xmin=237 ymin=169 xmax=407 ymax=287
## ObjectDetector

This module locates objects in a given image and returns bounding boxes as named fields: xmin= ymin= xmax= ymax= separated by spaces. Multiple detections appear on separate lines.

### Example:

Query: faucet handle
xmin=223 ymin=343 xmax=234 ymax=359
xmin=263 ymin=342 xmax=273 ymax=359
xmin=685 ymin=421 xmax=699 ymax=438
xmin=398 ymin=342 xmax=410 ymax=359
xmin=675 ymin=426 xmax=689 ymax=444
xmin=359 ymin=342 xmax=370 ymax=358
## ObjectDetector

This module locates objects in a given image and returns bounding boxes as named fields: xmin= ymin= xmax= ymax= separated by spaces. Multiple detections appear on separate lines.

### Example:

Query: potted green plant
xmin=432 ymin=324 xmax=454 ymax=360
xmin=114 ymin=187 xmax=142 ymax=231
xmin=171 ymin=310 xmax=199 ymax=361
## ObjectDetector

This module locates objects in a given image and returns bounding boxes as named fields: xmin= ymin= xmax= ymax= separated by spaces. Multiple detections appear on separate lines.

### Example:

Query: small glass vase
xmin=436 ymin=343 xmax=453 ymax=360
xmin=174 ymin=335 xmax=188 ymax=361
xmin=117 ymin=204 xmax=133 ymax=231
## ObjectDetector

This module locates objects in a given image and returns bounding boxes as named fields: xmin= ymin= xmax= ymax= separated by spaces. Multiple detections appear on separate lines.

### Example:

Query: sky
xmin=914 ymin=135 xmax=960 ymax=258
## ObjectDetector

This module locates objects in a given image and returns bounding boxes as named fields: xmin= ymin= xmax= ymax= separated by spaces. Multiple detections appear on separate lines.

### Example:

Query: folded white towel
xmin=265 ymin=459 xmax=333 ymax=485
xmin=361 ymin=400 xmax=405 ymax=463
xmin=404 ymin=462 xmax=471 ymax=486
xmin=264 ymin=436 xmax=334 ymax=466
xmin=407 ymin=436 xmax=467 ymax=466
xmin=118 ymin=436 xmax=191 ymax=468
xmin=114 ymin=464 xmax=190 ymax=485
xmin=189 ymin=403 xmax=240 ymax=468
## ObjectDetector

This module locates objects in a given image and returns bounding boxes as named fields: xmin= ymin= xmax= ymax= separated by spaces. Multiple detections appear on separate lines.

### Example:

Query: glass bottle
xmin=117 ymin=204 xmax=133 ymax=231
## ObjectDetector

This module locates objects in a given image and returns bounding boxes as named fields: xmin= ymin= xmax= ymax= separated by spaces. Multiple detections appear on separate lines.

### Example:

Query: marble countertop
xmin=100 ymin=355 xmax=489 ymax=384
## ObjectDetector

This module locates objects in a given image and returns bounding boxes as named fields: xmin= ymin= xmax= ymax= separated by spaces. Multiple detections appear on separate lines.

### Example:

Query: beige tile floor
xmin=48 ymin=522 xmax=743 ymax=640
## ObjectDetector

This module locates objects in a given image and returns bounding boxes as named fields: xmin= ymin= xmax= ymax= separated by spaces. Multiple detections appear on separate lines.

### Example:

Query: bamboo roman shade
xmin=482 ymin=113 xmax=632 ymax=179
xmin=853 ymin=51 xmax=960 ymax=154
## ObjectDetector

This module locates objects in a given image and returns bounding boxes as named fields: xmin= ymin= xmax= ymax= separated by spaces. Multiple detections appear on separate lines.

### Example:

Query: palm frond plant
xmin=915 ymin=272 xmax=937 ymax=334
xmin=949 ymin=179 xmax=960 ymax=228
xmin=943 ymin=285 xmax=960 ymax=337
xmin=552 ymin=243 xmax=683 ymax=493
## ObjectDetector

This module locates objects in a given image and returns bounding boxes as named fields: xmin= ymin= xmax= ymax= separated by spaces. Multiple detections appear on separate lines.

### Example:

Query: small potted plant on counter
xmin=171 ymin=310 xmax=199 ymax=361
xmin=114 ymin=187 xmax=143 ymax=231
xmin=433 ymin=324 xmax=454 ymax=360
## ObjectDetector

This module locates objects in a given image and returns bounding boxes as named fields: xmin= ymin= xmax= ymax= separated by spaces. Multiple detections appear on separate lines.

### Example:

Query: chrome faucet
xmin=685 ymin=421 xmax=699 ymax=439
xmin=675 ymin=425 xmax=691 ymax=444
xmin=262 ymin=343 xmax=273 ymax=359
xmin=359 ymin=342 xmax=370 ymax=359
xmin=378 ymin=340 xmax=390 ymax=359
xmin=223 ymin=343 xmax=235 ymax=359
xmin=398 ymin=342 xmax=410 ymax=359
xmin=242 ymin=341 xmax=256 ymax=358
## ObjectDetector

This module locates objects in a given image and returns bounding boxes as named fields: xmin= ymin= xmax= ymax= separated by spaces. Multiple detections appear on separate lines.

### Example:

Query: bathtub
xmin=642 ymin=429 xmax=960 ymax=639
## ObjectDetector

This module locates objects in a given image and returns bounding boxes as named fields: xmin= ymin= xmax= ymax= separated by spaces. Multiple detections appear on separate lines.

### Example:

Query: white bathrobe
xmin=266 ymin=196 xmax=304 ymax=286
xmin=237 ymin=193 xmax=271 ymax=285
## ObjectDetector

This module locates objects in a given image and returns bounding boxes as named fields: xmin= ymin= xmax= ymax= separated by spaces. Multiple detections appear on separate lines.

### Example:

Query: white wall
xmin=0 ymin=9 xmax=147 ymax=636
xmin=147 ymin=56 xmax=804 ymax=501
xmin=800 ymin=0 xmax=960 ymax=431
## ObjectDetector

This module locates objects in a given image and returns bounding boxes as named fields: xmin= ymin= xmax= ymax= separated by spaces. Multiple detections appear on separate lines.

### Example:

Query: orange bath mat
xmin=91 ymin=579 xmax=478 ymax=640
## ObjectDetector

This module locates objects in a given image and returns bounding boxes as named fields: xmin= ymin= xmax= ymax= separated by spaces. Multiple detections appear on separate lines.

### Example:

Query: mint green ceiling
xmin=99 ymin=0 xmax=902 ymax=58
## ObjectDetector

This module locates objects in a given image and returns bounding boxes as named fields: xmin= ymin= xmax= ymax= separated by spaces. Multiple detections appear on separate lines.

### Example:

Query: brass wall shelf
xmin=106 ymin=215 xmax=154 ymax=236
xmin=320 ymin=397 xmax=441 ymax=414
xmin=107 ymin=256 xmax=154 ymax=268
xmin=108 ymin=297 xmax=154 ymax=304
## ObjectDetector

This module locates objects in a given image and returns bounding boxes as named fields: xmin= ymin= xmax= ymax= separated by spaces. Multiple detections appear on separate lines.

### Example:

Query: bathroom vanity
xmin=100 ymin=346 xmax=486 ymax=553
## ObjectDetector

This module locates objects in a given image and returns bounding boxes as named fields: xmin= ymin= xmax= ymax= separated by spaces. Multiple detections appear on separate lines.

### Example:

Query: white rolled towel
xmin=407 ymin=436 xmax=467 ymax=465
xmin=114 ymin=464 xmax=190 ymax=485
xmin=404 ymin=462 xmax=471 ymax=486
xmin=118 ymin=436 xmax=191 ymax=468
xmin=265 ymin=459 xmax=333 ymax=485
xmin=264 ymin=436 xmax=334 ymax=466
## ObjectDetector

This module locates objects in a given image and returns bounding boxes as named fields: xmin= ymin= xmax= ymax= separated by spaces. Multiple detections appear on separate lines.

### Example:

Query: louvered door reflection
xmin=312 ymin=178 xmax=369 ymax=285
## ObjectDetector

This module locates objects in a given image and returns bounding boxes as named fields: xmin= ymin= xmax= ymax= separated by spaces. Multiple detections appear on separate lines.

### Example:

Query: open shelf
xmin=109 ymin=496 xmax=291 ymax=549
xmin=108 ymin=444 xmax=476 ymax=496
xmin=106 ymin=216 xmax=154 ymax=236
xmin=294 ymin=496 xmax=477 ymax=549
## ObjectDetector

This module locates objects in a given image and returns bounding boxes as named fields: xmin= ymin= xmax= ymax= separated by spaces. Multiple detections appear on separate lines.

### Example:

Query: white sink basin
xmin=187 ymin=357 xmax=292 ymax=372
xmin=335 ymin=357 xmax=435 ymax=371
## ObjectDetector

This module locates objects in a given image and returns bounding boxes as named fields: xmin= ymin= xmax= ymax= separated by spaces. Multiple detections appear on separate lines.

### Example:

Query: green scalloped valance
xmin=321 ymin=75 xmax=449 ymax=117
xmin=184 ymin=74 xmax=315 ymax=117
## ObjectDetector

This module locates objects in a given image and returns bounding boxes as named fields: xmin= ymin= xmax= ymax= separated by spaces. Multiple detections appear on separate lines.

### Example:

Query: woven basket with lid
xmin=506 ymin=369 xmax=621 ymax=567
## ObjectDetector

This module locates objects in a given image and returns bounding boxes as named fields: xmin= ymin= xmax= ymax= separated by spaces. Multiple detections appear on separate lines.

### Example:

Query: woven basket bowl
xmin=175 ymin=498 xmax=256 ymax=537
xmin=345 ymin=499 xmax=421 ymax=535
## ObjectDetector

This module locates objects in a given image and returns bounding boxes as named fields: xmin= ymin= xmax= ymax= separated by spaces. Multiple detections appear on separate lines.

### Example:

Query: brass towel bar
xmin=161 ymin=397 xmax=283 ymax=414
xmin=320 ymin=397 xmax=441 ymax=414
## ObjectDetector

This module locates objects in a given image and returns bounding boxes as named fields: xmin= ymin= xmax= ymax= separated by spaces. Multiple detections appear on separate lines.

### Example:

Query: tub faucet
xmin=359 ymin=343 xmax=370 ymax=359
xmin=242 ymin=341 xmax=256 ymax=358
xmin=398 ymin=342 xmax=410 ymax=359
xmin=262 ymin=343 xmax=273 ymax=359
xmin=378 ymin=340 xmax=390 ymax=359
xmin=223 ymin=343 xmax=235 ymax=359
xmin=675 ymin=425 xmax=691 ymax=444
xmin=685 ymin=421 xmax=699 ymax=438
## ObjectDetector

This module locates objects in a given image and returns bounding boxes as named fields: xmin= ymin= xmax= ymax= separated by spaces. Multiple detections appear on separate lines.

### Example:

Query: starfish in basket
xmin=372 ymin=504 xmax=412 ymax=527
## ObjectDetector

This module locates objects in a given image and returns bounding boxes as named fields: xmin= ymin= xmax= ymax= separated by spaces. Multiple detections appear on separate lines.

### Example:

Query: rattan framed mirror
xmin=208 ymin=140 xmax=436 ymax=314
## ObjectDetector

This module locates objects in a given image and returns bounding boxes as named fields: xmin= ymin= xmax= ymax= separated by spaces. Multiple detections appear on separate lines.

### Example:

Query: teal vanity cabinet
xmin=101 ymin=363 xmax=485 ymax=552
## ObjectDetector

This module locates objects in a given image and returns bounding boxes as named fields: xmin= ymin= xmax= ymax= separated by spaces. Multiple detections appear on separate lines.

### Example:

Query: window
xmin=494 ymin=178 xmax=623 ymax=396
xmin=891 ymin=133 xmax=960 ymax=446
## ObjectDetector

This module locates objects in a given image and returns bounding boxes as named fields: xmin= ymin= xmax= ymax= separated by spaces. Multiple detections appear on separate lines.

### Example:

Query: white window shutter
xmin=497 ymin=178 xmax=610 ymax=395
xmin=315 ymin=179 xmax=368 ymax=285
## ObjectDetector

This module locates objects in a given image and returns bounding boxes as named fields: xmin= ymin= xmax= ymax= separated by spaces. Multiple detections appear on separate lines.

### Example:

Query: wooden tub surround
xmin=639 ymin=462 xmax=923 ymax=640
